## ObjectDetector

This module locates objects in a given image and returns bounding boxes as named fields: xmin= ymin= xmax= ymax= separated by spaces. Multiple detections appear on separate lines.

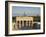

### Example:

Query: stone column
xmin=15 ymin=21 xmax=18 ymax=30
xmin=28 ymin=20 xmax=29 ymax=27
xmin=19 ymin=21 xmax=21 ymax=29
xmin=26 ymin=21 xmax=28 ymax=26
xmin=22 ymin=21 xmax=24 ymax=27
xmin=29 ymin=21 xmax=30 ymax=27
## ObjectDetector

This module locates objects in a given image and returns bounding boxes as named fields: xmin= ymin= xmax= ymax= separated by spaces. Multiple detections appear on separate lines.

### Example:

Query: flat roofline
xmin=12 ymin=16 xmax=40 ymax=17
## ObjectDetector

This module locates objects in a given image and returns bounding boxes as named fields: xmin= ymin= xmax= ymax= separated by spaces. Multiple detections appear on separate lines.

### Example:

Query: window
xmin=21 ymin=21 xmax=22 ymax=27
xmin=17 ymin=21 xmax=19 ymax=28
xmin=24 ymin=21 xmax=26 ymax=27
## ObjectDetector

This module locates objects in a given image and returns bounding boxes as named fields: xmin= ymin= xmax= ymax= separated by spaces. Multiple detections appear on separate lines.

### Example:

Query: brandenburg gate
xmin=15 ymin=16 xmax=33 ymax=30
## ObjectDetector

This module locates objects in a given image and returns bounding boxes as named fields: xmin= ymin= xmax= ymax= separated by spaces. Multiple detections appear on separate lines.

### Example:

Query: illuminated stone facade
xmin=15 ymin=16 xmax=33 ymax=30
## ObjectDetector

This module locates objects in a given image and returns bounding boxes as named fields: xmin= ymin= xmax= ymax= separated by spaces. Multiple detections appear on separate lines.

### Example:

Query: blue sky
xmin=12 ymin=6 xmax=40 ymax=16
